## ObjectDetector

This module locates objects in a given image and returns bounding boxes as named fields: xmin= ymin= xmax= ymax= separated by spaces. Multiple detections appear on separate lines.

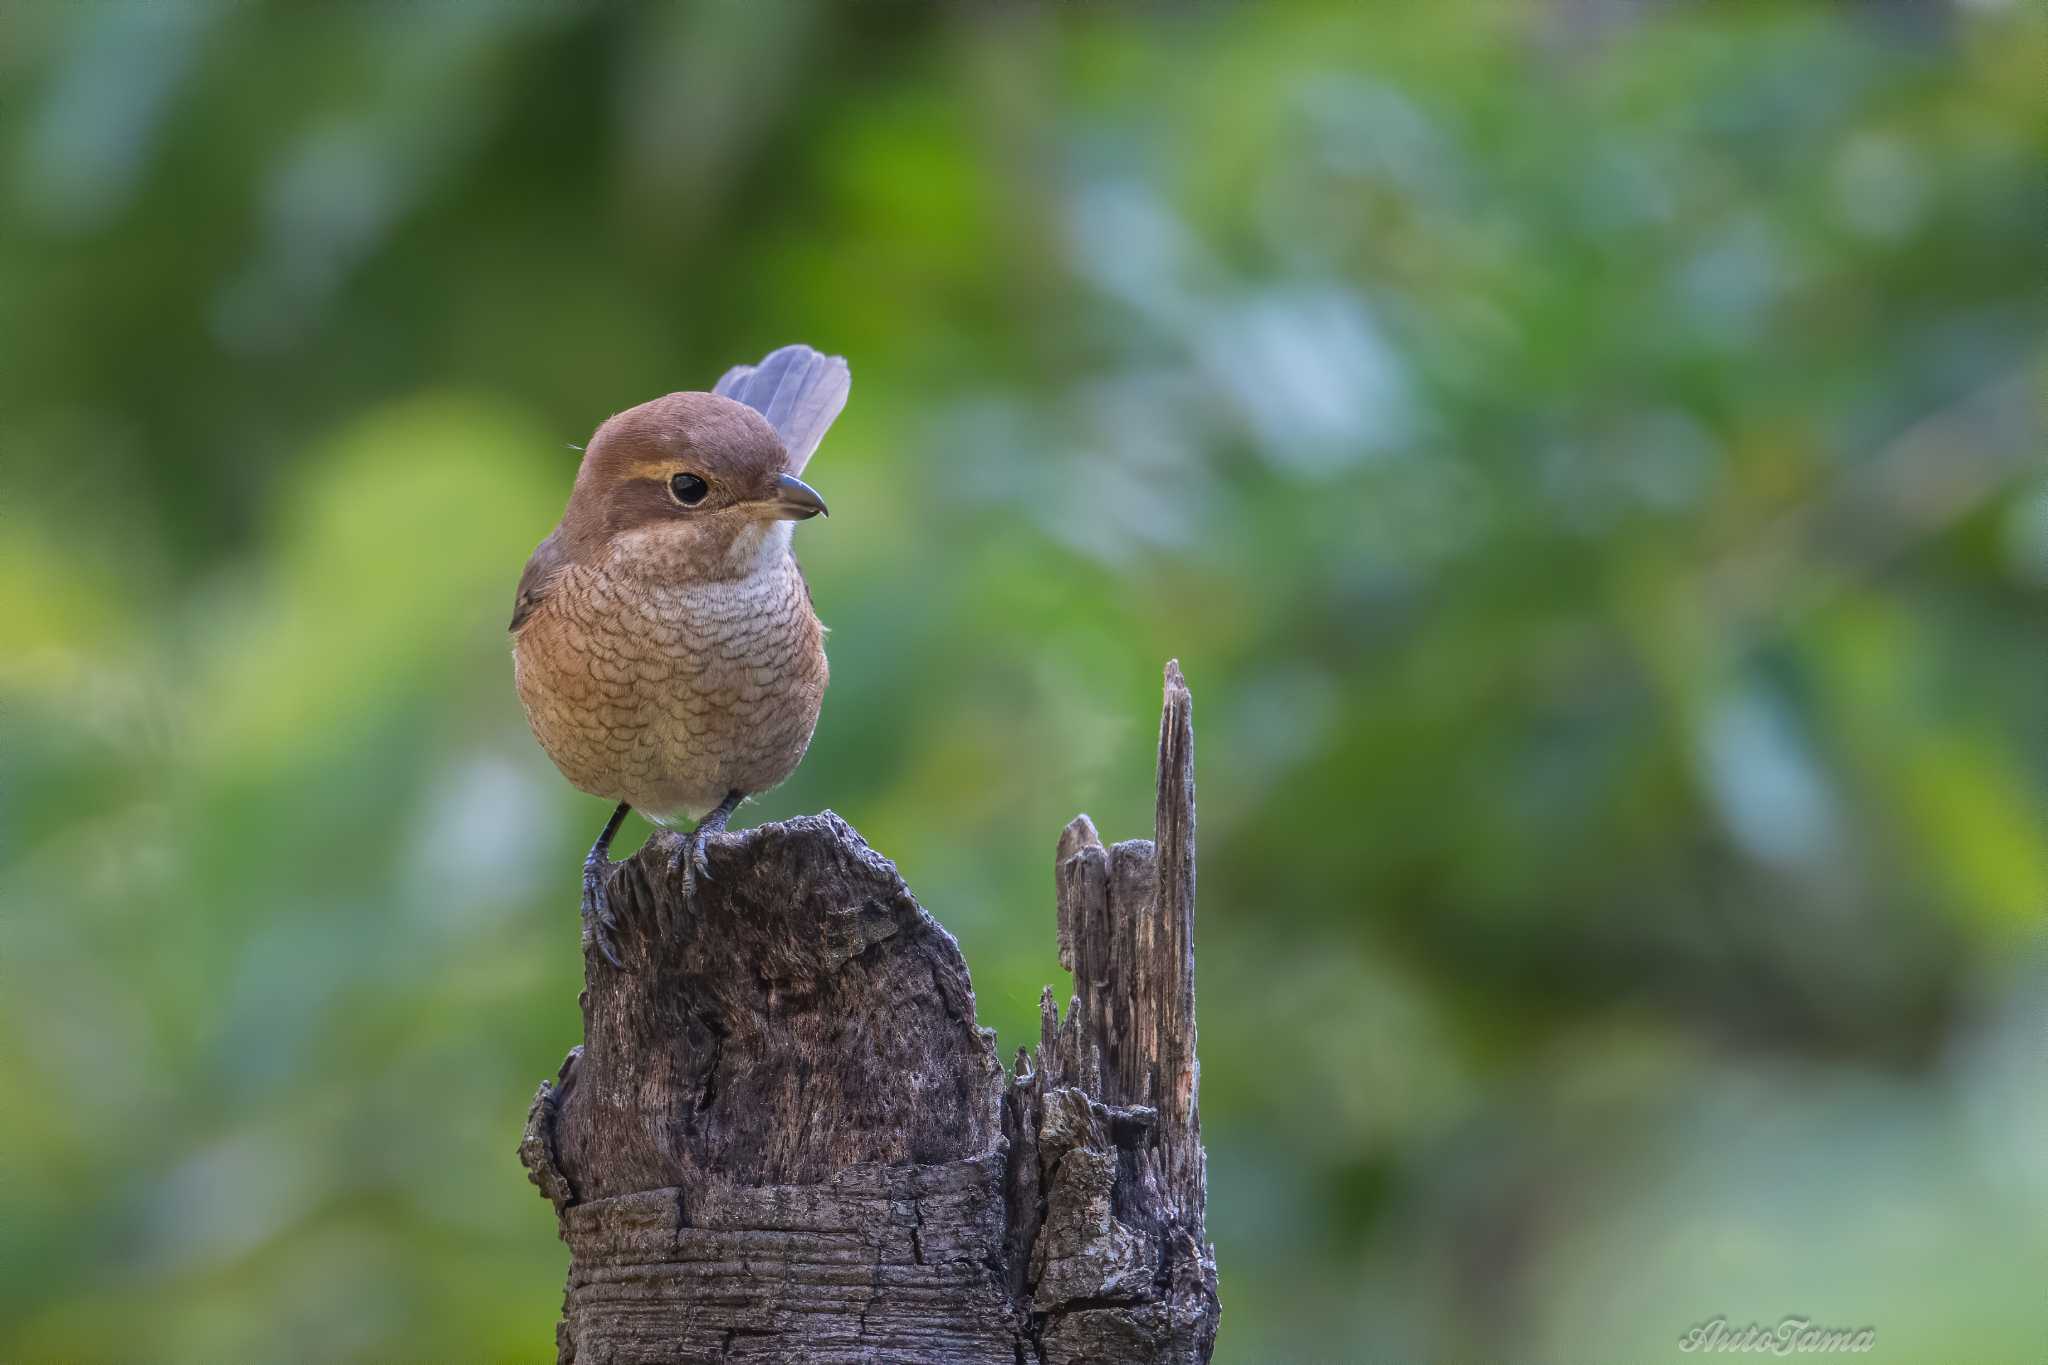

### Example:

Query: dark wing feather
xmin=714 ymin=344 xmax=850 ymax=475
xmin=509 ymin=529 xmax=569 ymax=631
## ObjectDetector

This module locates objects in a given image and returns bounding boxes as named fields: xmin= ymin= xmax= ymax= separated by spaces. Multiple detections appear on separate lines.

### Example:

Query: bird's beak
xmin=768 ymin=472 xmax=829 ymax=521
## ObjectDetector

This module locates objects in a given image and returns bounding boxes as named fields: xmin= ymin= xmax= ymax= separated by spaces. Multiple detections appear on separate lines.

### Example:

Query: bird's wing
xmin=509 ymin=529 xmax=569 ymax=631
xmin=714 ymin=344 xmax=851 ymax=476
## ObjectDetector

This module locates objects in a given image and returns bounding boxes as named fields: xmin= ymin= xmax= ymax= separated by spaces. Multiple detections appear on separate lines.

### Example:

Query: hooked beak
xmin=769 ymin=472 xmax=829 ymax=521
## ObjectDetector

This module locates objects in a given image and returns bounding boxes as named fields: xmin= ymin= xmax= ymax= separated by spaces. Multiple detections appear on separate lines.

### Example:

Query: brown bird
xmin=510 ymin=344 xmax=849 ymax=965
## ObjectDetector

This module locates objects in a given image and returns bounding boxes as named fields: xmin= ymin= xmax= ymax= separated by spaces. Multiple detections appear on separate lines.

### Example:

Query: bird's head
xmin=560 ymin=391 xmax=828 ymax=581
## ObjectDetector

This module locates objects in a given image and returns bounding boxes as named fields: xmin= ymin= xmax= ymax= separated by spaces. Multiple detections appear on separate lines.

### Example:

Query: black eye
xmin=669 ymin=472 xmax=708 ymax=506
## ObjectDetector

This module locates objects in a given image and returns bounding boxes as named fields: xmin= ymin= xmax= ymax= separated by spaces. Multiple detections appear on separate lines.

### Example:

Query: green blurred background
xmin=4 ymin=2 xmax=2046 ymax=1361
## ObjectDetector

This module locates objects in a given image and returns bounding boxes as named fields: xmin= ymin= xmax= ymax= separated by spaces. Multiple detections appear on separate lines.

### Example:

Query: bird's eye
xmin=669 ymin=472 xmax=709 ymax=506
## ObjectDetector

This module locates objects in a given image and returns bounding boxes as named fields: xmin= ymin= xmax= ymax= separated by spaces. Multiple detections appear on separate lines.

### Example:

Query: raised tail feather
xmin=715 ymin=344 xmax=851 ymax=475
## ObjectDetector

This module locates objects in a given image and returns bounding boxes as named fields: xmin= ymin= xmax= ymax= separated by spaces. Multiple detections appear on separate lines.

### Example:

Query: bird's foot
xmin=581 ymin=857 xmax=624 ymax=969
xmin=665 ymin=830 xmax=715 ymax=901
xmin=664 ymin=790 xmax=744 ymax=908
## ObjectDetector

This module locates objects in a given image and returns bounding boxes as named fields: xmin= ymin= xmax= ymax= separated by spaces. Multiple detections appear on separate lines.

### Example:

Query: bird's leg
xmin=669 ymin=789 xmax=745 ymax=899
xmin=581 ymin=801 xmax=631 ymax=968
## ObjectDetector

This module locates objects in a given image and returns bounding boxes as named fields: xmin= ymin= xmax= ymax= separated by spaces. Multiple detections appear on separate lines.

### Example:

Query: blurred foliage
xmin=3 ymin=1 xmax=2047 ymax=1361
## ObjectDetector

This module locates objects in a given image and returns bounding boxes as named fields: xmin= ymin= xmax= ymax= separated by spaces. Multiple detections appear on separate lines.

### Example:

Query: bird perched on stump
xmin=511 ymin=344 xmax=849 ymax=966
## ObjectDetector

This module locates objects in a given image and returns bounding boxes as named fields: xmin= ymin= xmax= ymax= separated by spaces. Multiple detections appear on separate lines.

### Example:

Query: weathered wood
xmin=1007 ymin=661 xmax=1218 ymax=1364
xmin=521 ymin=662 xmax=1219 ymax=1363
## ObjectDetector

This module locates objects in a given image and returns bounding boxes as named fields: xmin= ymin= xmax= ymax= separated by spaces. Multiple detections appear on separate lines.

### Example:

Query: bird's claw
xmin=666 ymin=831 xmax=716 ymax=900
xmin=581 ymin=861 xmax=624 ymax=969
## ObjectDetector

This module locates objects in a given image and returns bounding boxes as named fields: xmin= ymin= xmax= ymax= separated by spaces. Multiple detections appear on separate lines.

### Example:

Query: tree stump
xmin=519 ymin=662 xmax=1219 ymax=1364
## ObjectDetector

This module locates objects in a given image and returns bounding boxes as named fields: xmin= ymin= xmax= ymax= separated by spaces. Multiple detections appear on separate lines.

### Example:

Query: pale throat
xmin=740 ymin=521 xmax=796 ymax=572
xmin=611 ymin=519 xmax=794 ymax=584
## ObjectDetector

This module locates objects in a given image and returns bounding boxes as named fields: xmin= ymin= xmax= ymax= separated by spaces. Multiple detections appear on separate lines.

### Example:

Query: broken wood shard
xmin=520 ymin=661 xmax=1218 ymax=1363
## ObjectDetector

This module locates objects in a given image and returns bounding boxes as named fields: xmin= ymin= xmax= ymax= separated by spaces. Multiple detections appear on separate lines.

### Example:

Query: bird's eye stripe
xmin=670 ymin=472 xmax=709 ymax=506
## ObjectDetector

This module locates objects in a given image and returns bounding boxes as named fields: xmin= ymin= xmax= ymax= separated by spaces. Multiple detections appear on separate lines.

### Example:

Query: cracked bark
xmin=520 ymin=662 xmax=1219 ymax=1363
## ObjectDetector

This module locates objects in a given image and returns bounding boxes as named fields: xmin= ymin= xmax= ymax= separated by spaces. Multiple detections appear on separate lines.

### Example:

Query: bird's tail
xmin=715 ymin=344 xmax=851 ymax=475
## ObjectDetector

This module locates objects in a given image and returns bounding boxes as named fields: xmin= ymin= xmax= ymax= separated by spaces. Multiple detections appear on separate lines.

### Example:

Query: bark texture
xmin=521 ymin=662 xmax=1218 ymax=1363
